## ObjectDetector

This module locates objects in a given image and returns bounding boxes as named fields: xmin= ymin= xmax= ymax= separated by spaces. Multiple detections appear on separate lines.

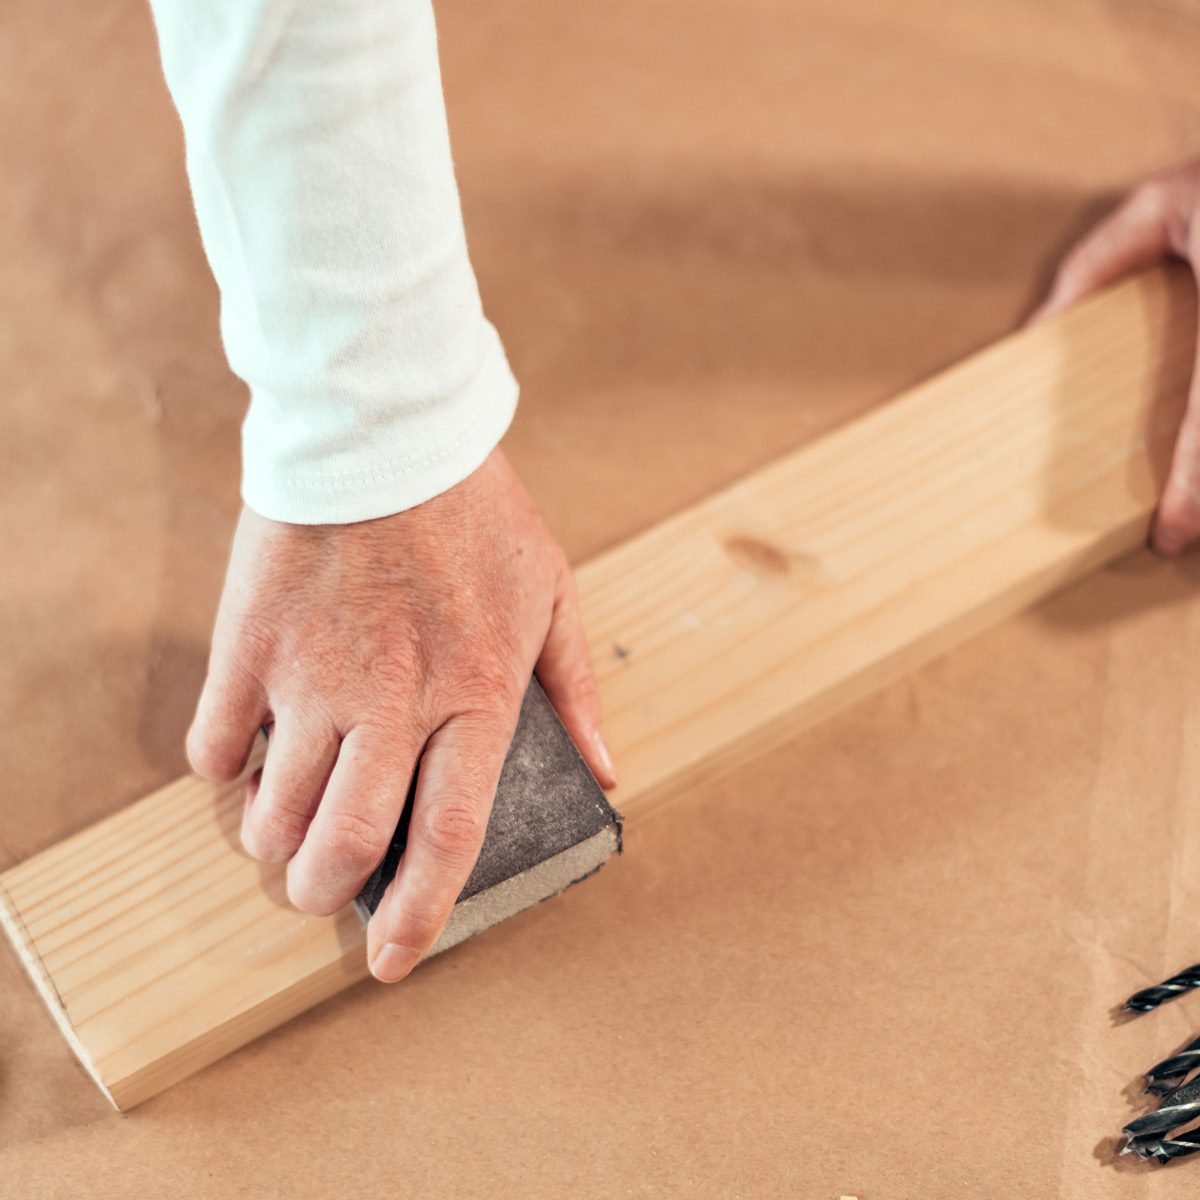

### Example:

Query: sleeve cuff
xmin=239 ymin=336 xmax=519 ymax=525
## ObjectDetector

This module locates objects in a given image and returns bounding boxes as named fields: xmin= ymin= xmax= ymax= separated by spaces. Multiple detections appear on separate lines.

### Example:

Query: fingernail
xmin=593 ymin=731 xmax=618 ymax=787
xmin=1154 ymin=533 xmax=1183 ymax=555
xmin=370 ymin=943 xmax=421 ymax=984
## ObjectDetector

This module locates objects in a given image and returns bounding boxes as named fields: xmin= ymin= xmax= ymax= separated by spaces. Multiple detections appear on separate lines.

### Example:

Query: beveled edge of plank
xmin=0 ymin=874 xmax=117 ymax=1109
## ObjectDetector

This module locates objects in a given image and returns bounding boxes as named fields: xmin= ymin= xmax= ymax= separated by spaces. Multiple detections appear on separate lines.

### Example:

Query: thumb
xmin=535 ymin=565 xmax=618 ymax=789
xmin=1152 ymin=324 xmax=1200 ymax=555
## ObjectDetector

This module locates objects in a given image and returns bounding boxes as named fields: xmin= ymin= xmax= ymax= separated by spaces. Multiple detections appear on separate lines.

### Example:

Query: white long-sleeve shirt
xmin=148 ymin=0 xmax=518 ymax=524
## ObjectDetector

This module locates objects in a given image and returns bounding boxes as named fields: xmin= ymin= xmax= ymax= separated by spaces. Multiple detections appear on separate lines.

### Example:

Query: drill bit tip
xmin=1125 ymin=965 xmax=1200 ymax=1014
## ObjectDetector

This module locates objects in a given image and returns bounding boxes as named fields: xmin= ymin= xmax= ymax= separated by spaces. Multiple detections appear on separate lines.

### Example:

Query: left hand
xmin=1030 ymin=160 xmax=1200 ymax=554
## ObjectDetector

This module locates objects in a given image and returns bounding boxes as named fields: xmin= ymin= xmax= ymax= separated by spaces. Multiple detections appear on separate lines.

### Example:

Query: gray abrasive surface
xmin=354 ymin=679 xmax=622 ymax=956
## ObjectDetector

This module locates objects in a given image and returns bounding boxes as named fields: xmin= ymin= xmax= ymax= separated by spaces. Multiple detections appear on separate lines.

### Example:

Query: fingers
xmin=366 ymin=711 xmax=514 ymax=983
xmin=240 ymin=713 xmax=340 ymax=862
xmin=187 ymin=661 xmax=268 ymax=782
xmin=1153 ymin=344 xmax=1200 ymax=553
xmin=1022 ymin=165 xmax=1200 ymax=550
xmin=285 ymin=723 xmax=423 ymax=917
xmin=534 ymin=566 xmax=618 ymax=788
xmin=1029 ymin=183 xmax=1172 ymax=325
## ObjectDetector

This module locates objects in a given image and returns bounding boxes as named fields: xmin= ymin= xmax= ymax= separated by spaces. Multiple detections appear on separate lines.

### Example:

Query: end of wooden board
xmin=0 ymin=877 xmax=117 ymax=1109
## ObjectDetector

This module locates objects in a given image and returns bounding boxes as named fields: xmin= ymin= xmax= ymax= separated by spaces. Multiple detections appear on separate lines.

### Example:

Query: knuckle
xmin=187 ymin=725 xmax=242 ymax=782
xmin=564 ymin=663 xmax=600 ymax=706
xmin=455 ymin=662 xmax=524 ymax=713
xmin=388 ymin=899 xmax=452 ymax=950
xmin=246 ymin=800 xmax=311 ymax=861
xmin=322 ymin=809 xmax=391 ymax=871
xmin=418 ymin=799 xmax=487 ymax=863
xmin=285 ymin=873 xmax=343 ymax=917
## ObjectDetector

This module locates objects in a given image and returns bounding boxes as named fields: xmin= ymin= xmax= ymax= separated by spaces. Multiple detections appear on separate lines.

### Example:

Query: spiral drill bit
xmin=1145 ymin=1034 xmax=1200 ymax=1096
xmin=1122 ymin=1078 xmax=1200 ymax=1163
xmin=1123 ymin=1127 xmax=1200 ymax=1164
xmin=1125 ymin=963 xmax=1200 ymax=1013
xmin=1119 ymin=973 xmax=1200 ymax=1164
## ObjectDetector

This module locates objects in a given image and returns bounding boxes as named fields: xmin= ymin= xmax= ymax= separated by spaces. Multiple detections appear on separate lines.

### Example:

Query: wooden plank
xmin=581 ymin=265 xmax=1197 ymax=812
xmin=1 ymin=265 xmax=1194 ymax=1110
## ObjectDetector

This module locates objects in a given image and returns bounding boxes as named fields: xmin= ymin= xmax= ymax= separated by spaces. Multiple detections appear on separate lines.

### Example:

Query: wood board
xmin=0 ymin=265 xmax=1194 ymax=1110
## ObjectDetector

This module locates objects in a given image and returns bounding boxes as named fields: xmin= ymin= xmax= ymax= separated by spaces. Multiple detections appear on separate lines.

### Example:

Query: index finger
xmin=366 ymin=709 xmax=516 ymax=983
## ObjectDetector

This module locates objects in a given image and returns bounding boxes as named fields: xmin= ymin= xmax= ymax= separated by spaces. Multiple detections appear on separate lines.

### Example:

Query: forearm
xmin=148 ymin=0 xmax=517 ymax=523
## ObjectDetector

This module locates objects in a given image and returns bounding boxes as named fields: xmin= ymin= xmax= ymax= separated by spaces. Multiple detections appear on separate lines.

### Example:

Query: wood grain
xmin=1 ymin=266 xmax=1193 ymax=1110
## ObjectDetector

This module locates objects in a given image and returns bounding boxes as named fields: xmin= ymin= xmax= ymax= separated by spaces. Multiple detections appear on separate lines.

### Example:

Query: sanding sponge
xmin=356 ymin=678 xmax=622 ymax=957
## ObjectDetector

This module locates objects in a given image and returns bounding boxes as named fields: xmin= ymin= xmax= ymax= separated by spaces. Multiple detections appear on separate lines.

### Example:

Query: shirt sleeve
xmin=147 ymin=0 xmax=518 ymax=524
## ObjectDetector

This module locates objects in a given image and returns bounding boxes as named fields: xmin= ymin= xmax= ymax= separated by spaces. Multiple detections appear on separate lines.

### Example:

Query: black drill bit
xmin=1145 ymin=1034 xmax=1200 ymax=1096
xmin=1123 ymin=1127 xmax=1200 ymax=1164
xmin=1125 ymin=964 xmax=1200 ymax=1013
xmin=1124 ymin=1099 xmax=1200 ymax=1139
xmin=1122 ymin=1077 xmax=1200 ymax=1162
xmin=1117 ymin=962 xmax=1200 ymax=1162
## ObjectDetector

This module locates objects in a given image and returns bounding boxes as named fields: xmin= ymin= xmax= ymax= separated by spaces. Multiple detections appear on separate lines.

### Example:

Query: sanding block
xmin=356 ymin=678 xmax=622 ymax=954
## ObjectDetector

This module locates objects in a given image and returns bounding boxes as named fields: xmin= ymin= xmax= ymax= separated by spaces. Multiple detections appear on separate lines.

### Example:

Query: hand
xmin=187 ymin=448 xmax=617 ymax=982
xmin=1030 ymin=159 xmax=1200 ymax=554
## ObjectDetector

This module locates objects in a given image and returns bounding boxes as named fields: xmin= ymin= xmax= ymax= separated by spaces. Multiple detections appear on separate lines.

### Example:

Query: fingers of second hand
xmin=366 ymin=711 xmax=514 ymax=983
xmin=285 ymin=724 xmax=419 ymax=918
xmin=1152 ymin=400 xmax=1200 ymax=555
xmin=1028 ymin=185 xmax=1172 ymax=328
